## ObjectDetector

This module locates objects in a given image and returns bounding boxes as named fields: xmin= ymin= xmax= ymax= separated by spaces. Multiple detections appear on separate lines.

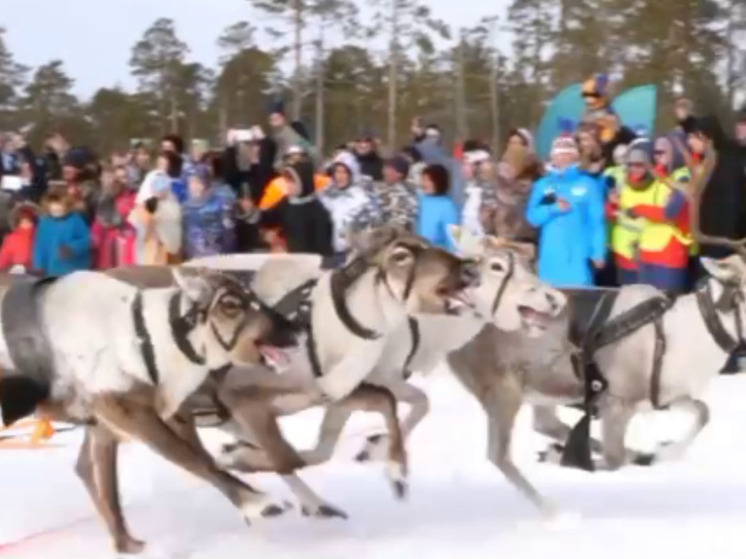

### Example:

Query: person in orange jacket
xmin=254 ymin=146 xmax=330 ymax=251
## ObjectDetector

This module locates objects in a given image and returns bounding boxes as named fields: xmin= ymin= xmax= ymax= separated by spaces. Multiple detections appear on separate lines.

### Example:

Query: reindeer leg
xmin=215 ymin=384 xmax=348 ymax=519
xmin=484 ymin=380 xmax=556 ymax=516
xmin=597 ymin=399 xmax=636 ymax=470
xmin=75 ymin=424 xmax=145 ymax=554
xmin=300 ymin=384 xmax=407 ymax=499
xmin=92 ymin=394 xmax=290 ymax=524
xmin=356 ymin=380 xmax=430 ymax=463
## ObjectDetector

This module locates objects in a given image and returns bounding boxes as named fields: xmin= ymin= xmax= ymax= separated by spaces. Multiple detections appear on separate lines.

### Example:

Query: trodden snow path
xmin=2 ymin=367 xmax=746 ymax=558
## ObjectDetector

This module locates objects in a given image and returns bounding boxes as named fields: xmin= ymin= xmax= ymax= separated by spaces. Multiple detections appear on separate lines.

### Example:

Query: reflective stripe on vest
xmin=638 ymin=181 xmax=692 ymax=253
xmin=611 ymin=183 xmax=650 ymax=260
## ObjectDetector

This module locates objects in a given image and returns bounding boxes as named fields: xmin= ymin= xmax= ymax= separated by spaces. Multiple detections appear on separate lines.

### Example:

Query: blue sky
xmin=3 ymin=0 xmax=509 ymax=99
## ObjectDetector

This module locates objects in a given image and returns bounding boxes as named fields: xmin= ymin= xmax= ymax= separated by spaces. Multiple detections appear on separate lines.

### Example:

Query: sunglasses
xmin=653 ymin=150 xmax=666 ymax=156
xmin=582 ymin=92 xmax=600 ymax=98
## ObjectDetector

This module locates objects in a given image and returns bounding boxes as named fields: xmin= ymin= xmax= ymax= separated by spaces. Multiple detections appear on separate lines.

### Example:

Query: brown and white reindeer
xmin=216 ymin=229 xmax=568 ymax=517
xmin=0 ymin=266 xmax=300 ymax=554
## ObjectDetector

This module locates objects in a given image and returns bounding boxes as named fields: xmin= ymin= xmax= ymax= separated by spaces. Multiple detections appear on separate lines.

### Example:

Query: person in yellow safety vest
xmin=624 ymin=140 xmax=691 ymax=292
xmin=602 ymin=143 xmax=629 ymax=193
xmin=607 ymin=143 xmax=650 ymax=285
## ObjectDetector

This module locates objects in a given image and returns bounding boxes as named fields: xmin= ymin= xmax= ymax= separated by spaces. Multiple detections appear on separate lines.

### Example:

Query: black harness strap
xmin=330 ymin=261 xmax=380 ymax=340
xmin=306 ymin=315 xmax=323 ymax=378
xmin=168 ymin=293 xmax=206 ymax=366
xmin=650 ymin=317 xmax=666 ymax=410
xmin=491 ymin=252 xmax=515 ymax=316
xmin=402 ymin=317 xmax=421 ymax=380
xmin=132 ymin=292 xmax=159 ymax=385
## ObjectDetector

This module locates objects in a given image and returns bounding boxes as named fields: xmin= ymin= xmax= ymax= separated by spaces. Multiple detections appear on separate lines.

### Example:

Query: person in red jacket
xmin=0 ymin=202 xmax=39 ymax=272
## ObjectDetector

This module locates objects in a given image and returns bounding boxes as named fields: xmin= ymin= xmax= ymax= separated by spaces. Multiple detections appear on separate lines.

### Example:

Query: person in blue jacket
xmin=33 ymin=189 xmax=91 ymax=276
xmin=417 ymin=163 xmax=459 ymax=252
xmin=526 ymin=135 xmax=606 ymax=287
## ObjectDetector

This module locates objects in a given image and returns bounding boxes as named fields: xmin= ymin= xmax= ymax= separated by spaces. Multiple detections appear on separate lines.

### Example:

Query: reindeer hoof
xmin=538 ymin=443 xmax=564 ymax=464
xmin=115 ymin=535 xmax=146 ymax=555
xmin=302 ymin=504 xmax=349 ymax=519
xmin=393 ymin=480 xmax=408 ymax=500
xmin=356 ymin=433 xmax=389 ymax=462
xmin=261 ymin=503 xmax=288 ymax=518
xmin=242 ymin=498 xmax=292 ymax=522
xmin=633 ymin=453 xmax=656 ymax=467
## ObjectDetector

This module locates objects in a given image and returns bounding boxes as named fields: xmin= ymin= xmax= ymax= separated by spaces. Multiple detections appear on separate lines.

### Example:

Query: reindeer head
xmin=347 ymin=226 xmax=480 ymax=315
xmin=172 ymin=266 xmax=300 ymax=367
xmin=449 ymin=226 xmax=566 ymax=337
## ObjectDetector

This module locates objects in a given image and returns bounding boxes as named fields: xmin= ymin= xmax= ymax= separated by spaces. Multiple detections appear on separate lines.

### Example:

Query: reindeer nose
xmin=545 ymin=292 xmax=561 ymax=314
xmin=460 ymin=260 xmax=480 ymax=287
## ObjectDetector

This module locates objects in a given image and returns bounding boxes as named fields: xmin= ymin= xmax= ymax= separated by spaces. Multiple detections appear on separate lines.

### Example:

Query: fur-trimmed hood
xmin=9 ymin=201 xmax=40 ymax=229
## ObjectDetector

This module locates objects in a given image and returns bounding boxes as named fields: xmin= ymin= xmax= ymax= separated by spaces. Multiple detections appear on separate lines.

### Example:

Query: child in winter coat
xmin=0 ymin=202 xmax=39 ymax=273
xmin=33 ymin=189 xmax=92 ymax=276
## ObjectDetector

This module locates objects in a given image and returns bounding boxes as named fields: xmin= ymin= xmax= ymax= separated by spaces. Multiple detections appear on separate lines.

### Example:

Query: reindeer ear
xmin=173 ymin=266 xmax=214 ymax=304
xmin=700 ymin=257 xmax=739 ymax=283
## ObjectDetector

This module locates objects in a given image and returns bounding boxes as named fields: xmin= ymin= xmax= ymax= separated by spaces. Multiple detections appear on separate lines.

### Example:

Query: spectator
xmin=460 ymin=147 xmax=493 ymax=238
xmin=412 ymin=120 xmax=465 ymax=211
xmin=127 ymin=142 xmax=151 ymax=187
xmin=688 ymin=115 xmax=746 ymax=265
xmin=628 ymin=140 xmax=691 ymax=292
xmin=61 ymin=149 xmax=100 ymax=225
xmin=319 ymin=151 xmax=380 ymax=265
xmin=182 ymin=173 xmax=231 ymax=259
xmin=416 ymin=163 xmax=460 ymax=251
xmin=371 ymin=154 xmax=418 ymax=231
xmin=256 ymin=146 xmax=330 ymax=252
xmin=223 ymin=127 xmax=277 ymax=204
xmin=206 ymin=152 xmax=237 ymax=254
xmin=267 ymin=99 xmax=318 ymax=169
xmin=354 ymin=130 xmax=384 ymax=182
xmin=526 ymin=135 xmax=606 ymax=287
xmin=33 ymin=188 xmax=91 ymax=276
xmin=505 ymin=128 xmax=535 ymax=153
xmin=0 ymin=201 xmax=38 ymax=273
xmin=130 ymin=152 xmax=183 ymax=265
xmin=603 ymin=144 xmax=629 ymax=192
xmin=160 ymin=135 xmax=190 ymax=201
xmin=674 ymin=97 xmax=697 ymax=135
xmin=735 ymin=106 xmax=746 ymax=159
xmin=481 ymin=141 xmax=539 ymax=243
xmin=91 ymin=166 xmax=136 ymax=269
xmin=401 ymin=145 xmax=425 ymax=186
xmin=244 ymin=158 xmax=333 ymax=257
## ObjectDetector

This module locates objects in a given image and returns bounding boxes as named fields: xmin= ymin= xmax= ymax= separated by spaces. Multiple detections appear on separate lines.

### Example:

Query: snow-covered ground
xmin=2 ymin=368 xmax=746 ymax=559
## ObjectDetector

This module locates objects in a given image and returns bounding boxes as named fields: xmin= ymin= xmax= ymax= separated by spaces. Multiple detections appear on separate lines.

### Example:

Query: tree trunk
xmin=387 ymin=0 xmax=399 ymax=150
xmin=292 ymin=0 xmax=304 ymax=121
xmin=487 ymin=17 xmax=501 ymax=153
xmin=455 ymin=30 xmax=468 ymax=142
xmin=314 ymin=27 xmax=325 ymax=157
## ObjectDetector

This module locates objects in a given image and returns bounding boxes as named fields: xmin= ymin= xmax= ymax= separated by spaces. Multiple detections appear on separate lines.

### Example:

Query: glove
xmin=58 ymin=245 xmax=72 ymax=260
xmin=144 ymin=197 xmax=159 ymax=214
xmin=539 ymin=192 xmax=557 ymax=205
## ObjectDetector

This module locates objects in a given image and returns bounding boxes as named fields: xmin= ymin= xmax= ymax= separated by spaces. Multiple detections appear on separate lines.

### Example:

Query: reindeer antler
xmin=687 ymin=146 xmax=746 ymax=260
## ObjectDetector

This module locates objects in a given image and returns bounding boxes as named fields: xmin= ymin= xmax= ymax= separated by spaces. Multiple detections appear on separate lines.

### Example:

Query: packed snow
xmin=2 ymin=367 xmax=746 ymax=559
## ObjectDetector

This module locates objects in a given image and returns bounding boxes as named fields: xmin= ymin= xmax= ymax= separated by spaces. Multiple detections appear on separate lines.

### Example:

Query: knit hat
xmin=550 ymin=135 xmax=579 ymax=158
xmin=627 ymin=140 xmax=653 ymax=167
xmin=267 ymin=97 xmax=285 ymax=116
xmin=384 ymin=154 xmax=410 ymax=178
